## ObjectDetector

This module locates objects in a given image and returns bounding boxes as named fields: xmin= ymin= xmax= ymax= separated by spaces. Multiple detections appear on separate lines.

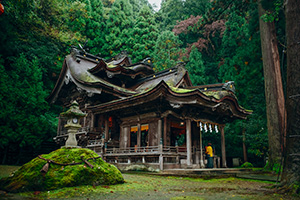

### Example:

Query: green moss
xmin=79 ymin=72 xmax=100 ymax=83
xmin=0 ymin=148 xmax=124 ymax=193
xmin=202 ymin=90 xmax=230 ymax=99
xmin=107 ymin=64 xmax=116 ymax=68
xmin=241 ymin=162 xmax=254 ymax=168
xmin=169 ymin=86 xmax=195 ymax=93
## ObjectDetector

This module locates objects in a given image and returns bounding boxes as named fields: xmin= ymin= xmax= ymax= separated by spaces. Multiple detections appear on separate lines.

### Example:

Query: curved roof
xmin=88 ymin=81 xmax=252 ymax=122
xmin=47 ymin=53 xmax=138 ymax=104
xmin=88 ymin=58 xmax=154 ymax=78
xmin=48 ymin=47 xmax=252 ymax=123
xmin=47 ymin=49 xmax=192 ymax=104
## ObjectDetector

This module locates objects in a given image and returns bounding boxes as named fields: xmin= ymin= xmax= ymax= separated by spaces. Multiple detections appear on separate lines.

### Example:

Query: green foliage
xmin=158 ymin=0 xmax=185 ymax=31
xmin=260 ymin=0 xmax=283 ymax=22
xmin=152 ymin=31 xmax=182 ymax=71
xmin=241 ymin=162 xmax=254 ymax=168
xmin=0 ymin=54 xmax=56 ymax=153
xmin=264 ymin=160 xmax=282 ymax=174
xmin=185 ymin=45 xmax=207 ymax=85
xmin=131 ymin=5 xmax=159 ymax=63
xmin=0 ymin=0 xmax=87 ymax=93
xmin=84 ymin=0 xmax=106 ymax=55
xmin=0 ymin=148 xmax=124 ymax=192
xmin=218 ymin=6 xmax=268 ymax=163
xmin=183 ymin=0 xmax=211 ymax=17
xmin=102 ymin=0 xmax=135 ymax=58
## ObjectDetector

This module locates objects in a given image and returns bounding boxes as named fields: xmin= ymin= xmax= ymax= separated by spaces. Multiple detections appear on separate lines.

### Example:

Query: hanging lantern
xmin=199 ymin=122 xmax=203 ymax=131
xmin=209 ymin=124 xmax=212 ymax=133
xmin=0 ymin=3 xmax=4 ymax=15
xmin=215 ymin=125 xmax=219 ymax=133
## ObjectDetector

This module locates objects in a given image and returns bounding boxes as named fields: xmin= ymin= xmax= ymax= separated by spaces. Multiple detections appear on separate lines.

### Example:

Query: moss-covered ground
xmin=1 ymin=168 xmax=299 ymax=200
xmin=0 ymin=148 xmax=124 ymax=193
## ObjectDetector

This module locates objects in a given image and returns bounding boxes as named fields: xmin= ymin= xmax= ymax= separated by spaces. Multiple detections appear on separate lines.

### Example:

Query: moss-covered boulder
xmin=0 ymin=148 xmax=124 ymax=192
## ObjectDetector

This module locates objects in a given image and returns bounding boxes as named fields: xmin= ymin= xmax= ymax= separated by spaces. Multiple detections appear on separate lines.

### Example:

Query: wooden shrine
xmin=47 ymin=46 xmax=252 ymax=170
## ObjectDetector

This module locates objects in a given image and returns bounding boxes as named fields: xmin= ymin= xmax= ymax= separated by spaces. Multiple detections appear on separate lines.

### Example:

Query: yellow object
xmin=206 ymin=146 xmax=213 ymax=157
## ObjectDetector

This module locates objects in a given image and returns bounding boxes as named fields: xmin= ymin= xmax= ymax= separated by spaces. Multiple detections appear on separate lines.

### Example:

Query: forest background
xmin=0 ymin=0 xmax=285 ymax=168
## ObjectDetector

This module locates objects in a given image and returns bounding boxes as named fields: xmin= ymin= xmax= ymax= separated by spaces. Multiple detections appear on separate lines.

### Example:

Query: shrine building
xmin=47 ymin=46 xmax=252 ymax=170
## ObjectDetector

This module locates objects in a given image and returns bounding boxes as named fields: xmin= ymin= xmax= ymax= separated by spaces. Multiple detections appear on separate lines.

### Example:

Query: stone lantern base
xmin=64 ymin=124 xmax=81 ymax=148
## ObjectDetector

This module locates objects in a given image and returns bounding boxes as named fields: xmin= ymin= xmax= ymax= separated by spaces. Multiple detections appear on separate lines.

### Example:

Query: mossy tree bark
xmin=281 ymin=0 xmax=300 ymax=188
xmin=258 ymin=1 xmax=286 ymax=169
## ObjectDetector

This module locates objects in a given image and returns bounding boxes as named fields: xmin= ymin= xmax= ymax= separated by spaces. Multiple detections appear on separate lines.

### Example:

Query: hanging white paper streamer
xmin=204 ymin=123 xmax=208 ymax=132
xmin=215 ymin=125 xmax=218 ymax=133
xmin=209 ymin=124 xmax=212 ymax=133
xmin=199 ymin=122 xmax=203 ymax=131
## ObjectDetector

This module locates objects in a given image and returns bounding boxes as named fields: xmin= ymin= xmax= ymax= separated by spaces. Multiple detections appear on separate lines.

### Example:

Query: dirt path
xmin=2 ymin=173 xmax=297 ymax=200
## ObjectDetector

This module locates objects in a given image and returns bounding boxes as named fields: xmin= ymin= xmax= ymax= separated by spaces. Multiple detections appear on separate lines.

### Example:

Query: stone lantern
xmin=60 ymin=101 xmax=86 ymax=148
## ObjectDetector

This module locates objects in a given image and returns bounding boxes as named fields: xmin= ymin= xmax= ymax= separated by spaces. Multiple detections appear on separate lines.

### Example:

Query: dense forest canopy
xmin=0 ymin=0 xmax=287 ymax=170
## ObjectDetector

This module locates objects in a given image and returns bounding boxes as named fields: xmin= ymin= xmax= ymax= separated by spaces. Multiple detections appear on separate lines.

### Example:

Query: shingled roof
xmin=48 ymin=46 xmax=252 ymax=122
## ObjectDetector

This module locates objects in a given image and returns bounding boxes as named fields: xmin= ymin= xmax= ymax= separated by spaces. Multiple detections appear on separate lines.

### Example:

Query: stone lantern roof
xmin=60 ymin=101 xmax=86 ymax=118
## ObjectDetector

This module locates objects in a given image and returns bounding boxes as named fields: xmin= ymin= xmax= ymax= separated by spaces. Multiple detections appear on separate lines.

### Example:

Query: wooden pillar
xmin=105 ymin=117 xmax=109 ymax=142
xmin=158 ymin=119 xmax=162 ymax=146
xmin=163 ymin=117 xmax=167 ymax=146
xmin=158 ymin=119 xmax=163 ymax=170
xmin=199 ymin=126 xmax=205 ymax=168
xmin=186 ymin=119 xmax=192 ymax=166
xmin=119 ymin=126 xmax=123 ymax=148
xmin=137 ymin=122 xmax=141 ymax=147
xmin=91 ymin=113 xmax=95 ymax=129
xmin=83 ymin=104 xmax=88 ymax=127
xmin=220 ymin=125 xmax=227 ymax=168
xmin=57 ymin=117 xmax=61 ymax=136
xmin=124 ymin=126 xmax=129 ymax=148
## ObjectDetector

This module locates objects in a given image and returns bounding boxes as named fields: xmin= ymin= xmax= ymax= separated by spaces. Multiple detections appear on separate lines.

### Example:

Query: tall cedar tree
xmin=152 ymin=30 xmax=182 ymax=71
xmin=0 ymin=0 xmax=88 ymax=164
xmin=158 ymin=0 xmax=185 ymax=31
xmin=258 ymin=0 xmax=285 ymax=170
xmin=0 ymin=55 xmax=54 ymax=164
xmin=129 ymin=0 xmax=153 ymax=17
xmin=183 ymin=0 xmax=211 ymax=17
xmin=103 ymin=0 xmax=134 ymax=58
xmin=84 ymin=0 xmax=106 ymax=55
xmin=173 ymin=15 xmax=226 ymax=83
xmin=131 ymin=5 xmax=158 ymax=63
xmin=282 ymin=0 xmax=300 ymax=189
xmin=185 ymin=45 xmax=206 ymax=85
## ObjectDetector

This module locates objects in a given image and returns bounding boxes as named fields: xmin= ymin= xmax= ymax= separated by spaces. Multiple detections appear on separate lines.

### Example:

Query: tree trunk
xmin=281 ymin=0 xmax=300 ymax=187
xmin=242 ymin=128 xmax=248 ymax=163
xmin=258 ymin=1 xmax=286 ymax=169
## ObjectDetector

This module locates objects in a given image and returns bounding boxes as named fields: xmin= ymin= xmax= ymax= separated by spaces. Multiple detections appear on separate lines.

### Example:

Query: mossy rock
xmin=0 ymin=148 xmax=124 ymax=193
